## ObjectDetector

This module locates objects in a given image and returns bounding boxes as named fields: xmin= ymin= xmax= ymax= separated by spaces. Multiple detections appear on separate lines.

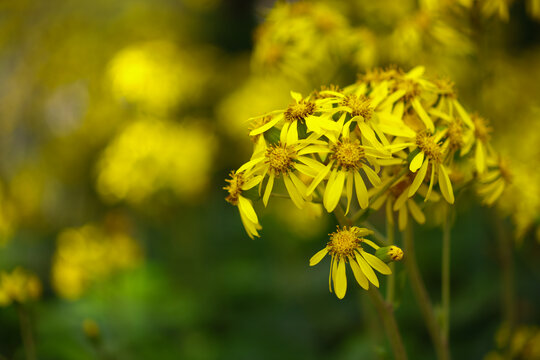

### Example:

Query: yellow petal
xmin=354 ymin=171 xmax=369 ymax=209
xmin=249 ymin=116 xmax=281 ymax=136
xmin=410 ymin=151 xmax=425 ymax=172
xmin=355 ymin=252 xmax=379 ymax=287
xmin=363 ymin=166 xmax=382 ymax=186
xmin=438 ymin=164 xmax=455 ymax=204
xmin=362 ymin=239 xmax=380 ymax=250
xmin=238 ymin=196 xmax=259 ymax=224
xmin=290 ymin=90 xmax=302 ymax=102
xmin=349 ymin=256 xmax=369 ymax=290
xmin=262 ymin=173 xmax=275 ymax=207
xmin=453 ymin=99 xmax=474 ymax=128
xmin=425 ymin=164 xmax=436 ymax=202
xmin=283 ymin=173 xmax=304 ymax=209
xmin=334 ymin=258 xmax=347 ymax=299
xmin=407 ymin=199 xmax=426 ymax=224
xmin=287 ymin=120 xmax=298 ymax=145
xmin=475 ymin=141 xmax=486 ymax=174
xmin=345 ymin=171 xmax=354 ymax=215
xmin=237 ymin=157 xmax=265 ymax=174
xmin=408 ymin=158 xmax=428 ymax=197
xmin=280 ymin=121 xmax=290 ymax=144
xmin=358 ymin=122 xmax=383 ymax=149
xmin=411 ymin=98 xmax=434 ymax=132
xmin=361 ymin=251 xmax=392 ymax=275
xmin=306 ymin=161 xmax=333 ymax=196
xmin=324 ymin=170 xmax=345 ymax=212
xmin=309 ymin=248 xmax=328 ymax=266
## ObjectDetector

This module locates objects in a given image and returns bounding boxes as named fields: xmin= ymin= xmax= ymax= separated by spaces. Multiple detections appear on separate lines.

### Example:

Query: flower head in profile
xmin=309 ymin=226 xmax=393 ymax=299
xmin=224 ymin=170 xmax=263 ymax=239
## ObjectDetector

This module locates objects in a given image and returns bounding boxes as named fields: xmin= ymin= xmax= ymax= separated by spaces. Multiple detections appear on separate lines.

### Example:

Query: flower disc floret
xmin=331 ymin=140 xmax=365 ymax=170
xmin=284 ymin=100 xmax=316 ymax=122
xmin=265 ymin=143 xmax=295 ymax=175
xmin=341 ymin=95 xmax=373 ymax=119
xmin=447 ymin=120 xmax=465 ymax=150
xmin=416 ymin=132 xmax=442 ymax=163
xmin=472 ymin=115 xmax=491 ymax=142
xmin=224 ymin=171 xmax=244 ymax=205
xmin=327 ymin=226 xmax=362 ymax=258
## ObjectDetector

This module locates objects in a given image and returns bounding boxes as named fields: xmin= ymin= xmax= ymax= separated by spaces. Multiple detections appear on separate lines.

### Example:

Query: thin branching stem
xmin=403 ymin=224 xmax=450 ymax=360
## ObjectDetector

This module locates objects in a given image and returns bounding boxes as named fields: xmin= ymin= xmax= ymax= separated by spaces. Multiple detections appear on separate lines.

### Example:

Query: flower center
xmin=284 ymin=100 xmax=316 ymax=122
xmin=416 ymin=132 xmax=442 ymax=163
xmin=447 ymin=120 xmax=464 ymax=150
xmin=472 ymin=115 xmax=491 ymax=142
xmin=224 ymin=171 xmax=244 ymax=205
xmin=341 ymin=95 xmax=372 ymax=119
xmin=331 ymin=140 xmax=365 ymax=170
xmin=265 ymin=143 xmax=295 ymax=175
xmin=327 ymin=226 xmax=361 ymax=258
xmin=394 ymin=78 xmax=421 ymax=101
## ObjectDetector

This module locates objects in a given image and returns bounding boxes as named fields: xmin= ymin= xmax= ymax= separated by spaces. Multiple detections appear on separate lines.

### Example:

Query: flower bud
xmin=375 ymin=246 xmax=404 ymax=263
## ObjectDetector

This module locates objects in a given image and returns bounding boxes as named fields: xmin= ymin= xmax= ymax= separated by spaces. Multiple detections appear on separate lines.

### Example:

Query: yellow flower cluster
xmin=485 ymin=324 xmax=540 ymax=360
xmin=0 ymin=267 xmax=41 ymax=307
xmin=97 ymin=119 xmax=216 ymax=205
xmin=51 ymin=224 xmax=142 ymax=299
xmin=252 ymin=1 xmax=376 ymax=83
xmin=225 ymin=66 xmax=507 ymax=297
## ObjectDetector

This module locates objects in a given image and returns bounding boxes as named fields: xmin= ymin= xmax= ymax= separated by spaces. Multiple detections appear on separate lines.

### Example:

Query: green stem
xmin=333 ymin=208 xmax=407 ymax=359
xmin=17 ymin=304 xmax=36 ymax=360
xmin=368 ymin=287 xmax=408 ymax=360
xmin=403 ymin=224 xmax=450 ymax=360
xmin=441 ymin=207 xmax=452 ymax=348
xmin=386 ymin=219 xmax=396 ymax=304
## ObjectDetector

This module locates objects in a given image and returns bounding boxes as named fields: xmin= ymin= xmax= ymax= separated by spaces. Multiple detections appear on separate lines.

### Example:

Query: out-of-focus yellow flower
xmin=309 ymin=226 xmax=393 ymax=299
xmin=51 ymin=223 xmax=142 ymax=299
xmin=486 ymin=324 xmax=540 ymax=360
xmin=0 ymin=267 xmax=42 ymax=307
xmin=252 ymin=1 xmax=375 ymax=85
xmin=97 ymin=119 xmax=216 ymax=205
xmin=108 ymin=41 xmax=214 ymax=114
xmin=270 ymin=201 xmax=328 ymax=239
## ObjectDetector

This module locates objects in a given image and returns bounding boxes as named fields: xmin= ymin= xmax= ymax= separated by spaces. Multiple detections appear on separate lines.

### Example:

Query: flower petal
xmin=334 ymin=258 xmax=347 ymax=299
xmin=354 ymin=171 xmax=369 ymax=209
xmin=410 ymin=151 xmax=425 ymax=172
xmin=324 ymin=170 xmax=345 ymax=212
xmin=438 ymin=164 xmax=455 ymax=204
xmin=263 ymin=173 xmax=275 ymax=207
xmin=309 ymin=248 xmax=328 ymax=266
xmin=408 ymin=158 xmax=428 ymax=197
xmin=238 ymin=196 xmax=259 ymax=224
xmin=361 ymin=251 xmax=392 ymax=275
xmin=349 ymin=256 xmax=369 ymax=290
xmin=355 ymin=252 xmax=379 ymax=287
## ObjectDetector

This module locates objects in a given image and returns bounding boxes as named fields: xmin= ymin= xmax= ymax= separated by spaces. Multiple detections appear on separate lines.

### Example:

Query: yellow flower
xmin=407 ymin=131 xmax=455 ymax=204
xmin=371 ymin=170 xmax=439 ymax=231
xmin=224 ymin=170 xmax=263 ymax=239
xmin=0 ymin=267 xmax=41 ymax=307
xmin=237 ymin=133 xmax=328 ymax=209
xmin=249 ymin=91 xmax=340 ymax=144
xmin=309 ymin=226 xmax=392 ymax=299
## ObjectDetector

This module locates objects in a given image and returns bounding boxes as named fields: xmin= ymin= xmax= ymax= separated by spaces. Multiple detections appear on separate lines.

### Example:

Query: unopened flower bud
xmin=375 ymin=246 xmax=404 ymax=263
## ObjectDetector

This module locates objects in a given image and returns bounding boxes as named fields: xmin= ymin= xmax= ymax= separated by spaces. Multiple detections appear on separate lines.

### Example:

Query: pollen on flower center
xmin=224 ymin=171 xmax=244 ymax=205
xmin=342 ymin=95 xmax=373 ymax=119
xmin=472 ymin=114 xmax=491 ymax=142
xmin=416 ymin=132 xmax=442 ymax=163
xmin=394 ymin=78 xmax=421 ymax=100
xmin=327 ymin=226 xmax=361 ymax=258
xmin=284 ymin=100 xmax=316 ymax=122
xmin=447 ymin=120 xmax=464 ymax=150
xmin=331 ymin=140 xmax=365 ymax=170
xmin=265 ymin=143 xmax=295 ymax=175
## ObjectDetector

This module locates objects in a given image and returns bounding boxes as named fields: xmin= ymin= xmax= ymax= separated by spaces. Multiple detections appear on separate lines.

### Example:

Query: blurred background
xmin=0 ymin=0 xmax=539 ymax=359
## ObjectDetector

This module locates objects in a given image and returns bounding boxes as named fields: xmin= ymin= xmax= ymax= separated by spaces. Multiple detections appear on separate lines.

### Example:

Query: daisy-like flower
xmin=237 ymin=133 xmax=328 ymax=209
xmin=405 ymin=131 xmax=455 ymax=204
xmin=248 ymin=91 xmax=339 ymax=145
xmin=370 ymin=171 xmax=439 ymax=231
xmin=477 ymin=157 xmax=512 ymax=206
xmin=306 ymin=121 xmax=397 ymax=213
xmin=224 ymin=170 xmax=263 ymax=239
xmin=309 ymin=226 xmax=392 ymax=299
